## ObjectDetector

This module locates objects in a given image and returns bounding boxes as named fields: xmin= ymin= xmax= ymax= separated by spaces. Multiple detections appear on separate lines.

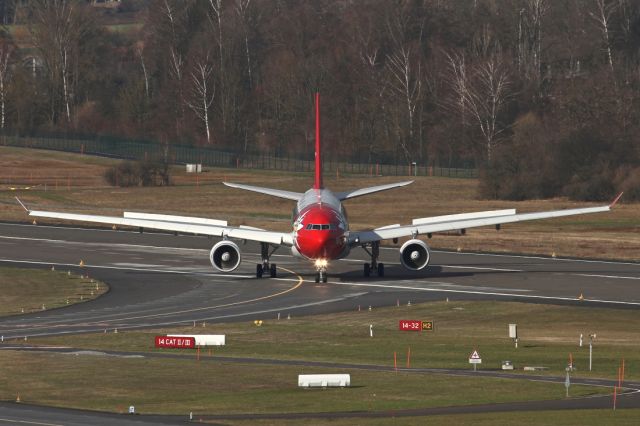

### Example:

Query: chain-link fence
xmin=1 ymin=135 xmax=477 ymax=178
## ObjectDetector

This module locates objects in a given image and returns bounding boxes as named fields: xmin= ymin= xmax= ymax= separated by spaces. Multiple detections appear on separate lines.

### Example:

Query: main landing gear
xmin=362 ymin=241 xmax=384 ymax=278
xmin=256 ymin=243 xmax=278 ymax=278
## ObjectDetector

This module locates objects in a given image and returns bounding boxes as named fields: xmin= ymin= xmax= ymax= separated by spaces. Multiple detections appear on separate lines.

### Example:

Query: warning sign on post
xmin=468 ymin=350 xmax=482 ymax=364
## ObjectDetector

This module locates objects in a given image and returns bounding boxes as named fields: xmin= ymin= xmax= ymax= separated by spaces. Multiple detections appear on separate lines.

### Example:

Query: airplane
xmin=17 ymin=94 xmax=622 ymax=283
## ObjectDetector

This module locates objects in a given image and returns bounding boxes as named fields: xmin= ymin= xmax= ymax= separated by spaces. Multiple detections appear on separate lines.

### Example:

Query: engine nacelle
xmin=210 ymin=241 xmax=241 ymax=272
xmin=399 ymin=239 xmax=430 ymax=271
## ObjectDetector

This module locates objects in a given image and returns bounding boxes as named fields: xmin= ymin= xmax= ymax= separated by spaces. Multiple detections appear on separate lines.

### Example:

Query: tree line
xmin=0 ymin=0 xmax=638 ymax=201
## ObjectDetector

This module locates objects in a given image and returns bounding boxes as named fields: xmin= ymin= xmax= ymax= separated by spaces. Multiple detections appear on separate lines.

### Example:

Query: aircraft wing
xmin=351 ymin=194 xmax=622 ymax=245
xmin=20 ymin=200 xmax=293 ymax=246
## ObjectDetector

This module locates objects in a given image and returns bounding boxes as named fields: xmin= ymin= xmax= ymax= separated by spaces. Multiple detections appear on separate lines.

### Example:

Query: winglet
xmin=610 ymin=192 xmax=624 ymax=208
xmin=15 ymin=197 xmax=30 ymax=213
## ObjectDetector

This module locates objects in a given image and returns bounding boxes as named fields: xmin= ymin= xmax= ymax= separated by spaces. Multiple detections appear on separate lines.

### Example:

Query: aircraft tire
xmin=315 ymin=273 xmax=320 ymax=283
xmin=364 ymin=263 xmax=370 ymax=277
xmin=256 ymin=264 xmax=263 ymax=278
xmin=270 ymin=263 xmax=277 ymax=278
xmin=377 ymin=263 xmax=384 ymax=277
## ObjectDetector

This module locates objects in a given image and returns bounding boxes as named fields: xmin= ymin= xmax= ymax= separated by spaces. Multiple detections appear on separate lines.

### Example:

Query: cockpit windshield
xmin=305 ymin=224 xmax=335 ymax=230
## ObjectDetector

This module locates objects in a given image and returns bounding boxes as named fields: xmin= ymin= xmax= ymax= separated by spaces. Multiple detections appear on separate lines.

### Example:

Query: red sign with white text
xmin=155 ymin=336 xmax=196 ymax=349
xmin=399 ymin=320 xmax=423 ymax=331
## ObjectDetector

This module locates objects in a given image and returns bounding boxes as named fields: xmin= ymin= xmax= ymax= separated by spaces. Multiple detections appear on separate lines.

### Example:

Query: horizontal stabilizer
xmin=336 ymin=181 xmax=413 ymax=201
xmin=223 ymin=182 xmax=303 ymax=201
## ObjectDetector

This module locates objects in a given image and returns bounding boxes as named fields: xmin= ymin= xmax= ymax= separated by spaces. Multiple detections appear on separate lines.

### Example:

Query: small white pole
xmin=369 ymin=324 xmax=373 ymax=338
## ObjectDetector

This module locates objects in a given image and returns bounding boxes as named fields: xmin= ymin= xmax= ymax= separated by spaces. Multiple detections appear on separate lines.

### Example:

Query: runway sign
xmin=399 ymin=320 xmax=433 ymax=331
xmin=155 ymin=336 xmax=195 ymax=349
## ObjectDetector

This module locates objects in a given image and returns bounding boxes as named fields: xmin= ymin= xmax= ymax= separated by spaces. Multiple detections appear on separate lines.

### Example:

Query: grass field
xmin=1 ymin=146 xmax=638 ymax=262
xmin=0 ymin=350 xmax=605 ymax=416
xmin=28 ymin=301 xmax=640 ymax=381
xmin=0 ymin=266 xmax=107 ymax=317
xmin=0 ymin=300 xmax=636 ymax=419
xmin=224 ymin=410 xmax=640 ymax=426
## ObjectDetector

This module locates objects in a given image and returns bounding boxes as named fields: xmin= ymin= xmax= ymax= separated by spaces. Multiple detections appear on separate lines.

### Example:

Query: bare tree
xmin=445 ymin=53 xmax=513 ymax=162
xmin=235 ymin=0 xmax=253 ymax=89
xmin=187 ymin=56 xmax=215 ymax=143
xmin=135 ymin=41 xmax=150 ymax=100
xmin=207 ymin=0 xmax=227 ymax=131
xmin=0 ymin=40 xmax=13 ymax=129
xmin=350 ymin=6 xmax=387 ymax=162
xmin=385 ymin=6 xmax=425 ymax=162
xmin=28 ymin=0 xmax=92 ymax=124
xmin=386 ymin=46 xmax=422 ymax=161
xmin=162 ymin=0 xmax=188 ymax=137
xmin=517 ymin=0 xmax=548 ymax=86
xmin=590 ymin=0 xmax=616 ymax=74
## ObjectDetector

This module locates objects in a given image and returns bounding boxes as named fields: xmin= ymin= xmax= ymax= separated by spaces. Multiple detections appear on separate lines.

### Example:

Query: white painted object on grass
xmin=169 ymin=334 xmax=225 ymax=346
xmin=186 ymin=164 xmax=202 ymax=173
xmin=298 ymin=374 xmax=350 ymax=388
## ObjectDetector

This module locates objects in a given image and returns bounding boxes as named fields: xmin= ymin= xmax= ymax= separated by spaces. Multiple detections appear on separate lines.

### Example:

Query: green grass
xmin=2 ymin=284 xmax=637 ymax=418
xmin=30 ymin=301 xmax=640 ymax=382
xmin=0 ymin=350 xmax=605 ymax=415
xmin=224 ymin=410 xmax=640 ymax=426
xmin=0 ymin=266 xmax=107 ymax=317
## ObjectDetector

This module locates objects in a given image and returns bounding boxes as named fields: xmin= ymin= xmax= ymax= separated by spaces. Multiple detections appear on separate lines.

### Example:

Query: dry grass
xmin=1 ymin=146 xmax=638 ymax=261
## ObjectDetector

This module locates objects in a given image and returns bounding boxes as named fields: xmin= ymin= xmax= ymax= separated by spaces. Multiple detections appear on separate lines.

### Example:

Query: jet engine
xmin=399 ymin=239 xmax=430 ymax=271
xmin=210 ymin=241 xmax=242 ymax=272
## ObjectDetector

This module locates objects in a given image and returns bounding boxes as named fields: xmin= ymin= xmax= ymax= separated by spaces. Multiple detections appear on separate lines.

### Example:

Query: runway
xmin=1 ymin=221 xmax=640 ymax=424
xmin=1 ymin=221 xmax=639 ymax=340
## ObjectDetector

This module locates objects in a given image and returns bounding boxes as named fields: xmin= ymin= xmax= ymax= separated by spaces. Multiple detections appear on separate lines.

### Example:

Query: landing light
xmin=315 ymin=259 xmax=328 ymax=268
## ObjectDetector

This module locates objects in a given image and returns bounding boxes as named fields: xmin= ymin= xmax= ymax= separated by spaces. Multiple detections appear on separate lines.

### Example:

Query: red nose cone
xmin=295 ymin=206 xmax=344 ymax=260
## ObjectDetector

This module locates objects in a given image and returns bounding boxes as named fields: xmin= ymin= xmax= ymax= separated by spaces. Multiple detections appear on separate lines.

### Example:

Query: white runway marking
xmin=323 ymin=280 xmax=640 ymax=306
xmin=0 ymin=258 xmax=254 ymax=279
xmin=438 ymin=264 xmax=523 ymax=272
xmin=422 ymin=248 xmax=640 ymax=266
xmin=0 ymin=419 xmax=64 ymax=426
xmin=0 ymin=235 xmax=209 ymax=253
xmin=575 ymin=273 xmax=640 ymax=281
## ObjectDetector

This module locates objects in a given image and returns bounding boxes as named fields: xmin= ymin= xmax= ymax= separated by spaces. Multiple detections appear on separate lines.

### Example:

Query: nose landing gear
xmin=314 ymin=271 xmax=328 ymax=283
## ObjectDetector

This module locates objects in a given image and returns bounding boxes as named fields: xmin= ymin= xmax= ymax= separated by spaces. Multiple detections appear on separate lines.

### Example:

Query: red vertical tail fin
xmin=314 ymin=92 xmax=323 ymax=190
